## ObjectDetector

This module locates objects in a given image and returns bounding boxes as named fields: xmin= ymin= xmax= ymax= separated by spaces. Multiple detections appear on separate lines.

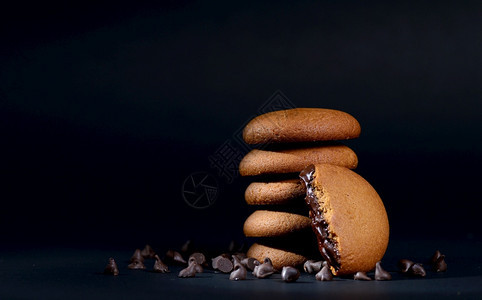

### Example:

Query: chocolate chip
xmin=430 ymin=250 xmax=442 ymax=264
xmin=433 ymin=255 xmax=447 ymax=272
xmin=409 ymin=263 xmax=426 ymax=277
xmin=153 ymin=255 xmax=169 ymax=273
xmin=353 ymin=271 xmax=371 ymax=281
xmin=252 ymin=257 xmax=274 ymax=278
xmin=178 ymin=263 xmax=197 ymax=278
xmin=303 ymin=260 xmax=322 ymax=274
xmin=315 ymin=261 xmax=333 ymax=281
xmin=229 ymin=264 xmax=247 ymax=281
xmin=189 ymin=253 xmax=206 ymax=266
xmin=375 ymin=261 xmax=392 ymax=281
xmin=141 ymin=244 xmax=156 ymax=259
xmin=241 ymin=257 xmax=260 ymax=271
xmin=212 ymin=255 xmax=234 ymax=273
xmin=232 ymin=252 xmax=247 ymax=261
xmin=188 ymin=257 xmax=204 ymax=273
xmin=430 ymin=250 xmax=447 ymax=272
xmin=220 ymin=253 xmax=232 ymax=259
xmin=398 ymin=259 xmax=415 ymax=273
xmin=165 ymin=250 xmax=187 ymax=264
xmin=104 ymin=258 xmax=119 ymax=276
xmin=128 ymin=260 xmax=146 ymax=270
xmin=130 ymin=249 xmax=144 ymax=263
xmin=232 ymin=255 xmax=241 ymax=267
xmin=281 ymin=266 xmax=300 ymax=282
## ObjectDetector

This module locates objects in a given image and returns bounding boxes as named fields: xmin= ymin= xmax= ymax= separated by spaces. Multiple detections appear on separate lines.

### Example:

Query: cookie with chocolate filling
xmin=300 ymin=164 xmax=389 ymax=276
xmin=245 ymin=179 xmax=305 ymax=205
xmin=247 ymin=243 xmax=307 ymax=270
xmin=239 ymin=145 xmax=358 ymax=176
xmin=243 ymin=210 xmax=311 ymax=237
xmin=243 ymin=108 xmax=361 ymax=144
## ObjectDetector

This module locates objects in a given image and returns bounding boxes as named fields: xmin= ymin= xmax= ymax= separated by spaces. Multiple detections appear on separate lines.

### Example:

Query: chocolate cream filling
xmin=299 ymin=165 xmax=341 ymax=270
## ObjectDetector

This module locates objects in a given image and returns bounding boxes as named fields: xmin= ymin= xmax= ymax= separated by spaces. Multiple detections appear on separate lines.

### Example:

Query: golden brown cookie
xmin=239 ymin=144 xmax=358 ymax=176
xmin=243 ymin=210 xmax=311 ymax=237
xmin=245 ymin=179 xmax=305 ymax=205
xmin=300 ymin=164 xmax=389 ymax=276
xmin=243 ymin=108 xmax=361 ymax=144
xmin=247 ymin=243 xmax=307 ymax=270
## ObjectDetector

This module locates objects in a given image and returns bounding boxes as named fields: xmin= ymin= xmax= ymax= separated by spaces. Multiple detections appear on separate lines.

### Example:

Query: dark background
xmin=1 ymin=0 xmax=481 ymax=250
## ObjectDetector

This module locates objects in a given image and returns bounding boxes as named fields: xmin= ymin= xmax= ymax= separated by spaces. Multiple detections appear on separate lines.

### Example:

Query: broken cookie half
xmin=300 ymin=164 xmax=389 ymax=276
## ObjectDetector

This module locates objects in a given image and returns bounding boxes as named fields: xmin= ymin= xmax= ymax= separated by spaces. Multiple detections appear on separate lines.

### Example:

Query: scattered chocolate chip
xmin=212 ymin=255 xmax=234 ymax=273
xmin=232 ymin=255 xmax=241 ymax=267
xmin=430 ymin=250 xmax=447 ymax=272
xmin=432 ymin=255 xmax=447 ymax=272
xmin=303 ymin=260 xmax=323 ymax=274
xmin=130 ymin=249 xmax=144 ymax=263
xmin=315 ymin=261 xmax=333 ymax=281
xmin=375 ymin=261 xmax=392 ymax=281
xmin=189 ymin=253 xmax=206 ymax=266
xmin=128 ymin=260 xmax=146 ymax=270
xmin=220 ymin=253 xmax=232 ymax=259
xmin=398 ymin=259 xmax=415 ymax=273
xmin=165 ymin=250 xmax=187 ymax=264
xmin=353 ymin=271 xmax=371 ymax=281
xmin=141 ymin=244 xmax=156 ymax=259
xmin=408 ymin=263 xmax=426 ymax=277
xmin=430 ymin=250 xmax=443 ymax=264
xmin=153 ymin=255 xmax=169 ymax=273
xmin=178 ymin=263 xmax=197 ymax=278
xmin=104 ymin=258 xmax=119 ymax=276
xmin=253 ymin=257 xmax=274 ymax=279
xmin=232 ymin=252 xmax=247 ymax=261
xmin=229 ymin=262 xmax=247 ymax=281
xmin=188 ymin=257 xmax=204 ymax=273
xmin=281 ymin=266 xmax=300 ymax=282
xmin=241 ymin=257 xmax=260 ymax=271
xmin=195 ymin=263 xmax=204 ymax=273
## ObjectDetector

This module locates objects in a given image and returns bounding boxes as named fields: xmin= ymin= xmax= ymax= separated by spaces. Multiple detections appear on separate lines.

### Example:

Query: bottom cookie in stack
xmin=247 ymin=243 xmax=307 ymax=271
xmin=244 ymin=230 xmax=321 ymax=270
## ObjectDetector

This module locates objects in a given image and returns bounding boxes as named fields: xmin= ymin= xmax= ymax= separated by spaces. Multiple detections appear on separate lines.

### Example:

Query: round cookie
xmin=243 ymin=210 xmax=311 ymax=237
xmin=243 ymin=108 xmax=361 ymax=144
xmin=239 ymin=145 xmax=358 ymax=176
xmin=247 ymin=243 xmax=307 ymax=270
xmin=299 ymin=164 xmax=389 ymax=276
xmin=245 ymin=179 xmax=305 ymax=205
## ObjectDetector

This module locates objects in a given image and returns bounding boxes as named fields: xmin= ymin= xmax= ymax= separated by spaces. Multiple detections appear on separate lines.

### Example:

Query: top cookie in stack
xmin=239 ymin=108 xmax=361 ymax=270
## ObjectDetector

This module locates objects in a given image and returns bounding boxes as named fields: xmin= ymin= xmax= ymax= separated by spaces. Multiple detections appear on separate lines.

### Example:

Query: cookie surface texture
xmin=239 ymin=145 xmax=358 ymax=176
xmin=243 ymin=210 xmax=311 ymax=237
xmin=243 ymin=108 xmax=361 ymax=144
xmin=245 ymin=179 xmax=305 ymax=205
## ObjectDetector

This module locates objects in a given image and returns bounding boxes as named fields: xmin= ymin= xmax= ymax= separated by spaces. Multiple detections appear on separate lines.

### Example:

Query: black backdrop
xmin=1 ymin=0 xmax=481 ymax=250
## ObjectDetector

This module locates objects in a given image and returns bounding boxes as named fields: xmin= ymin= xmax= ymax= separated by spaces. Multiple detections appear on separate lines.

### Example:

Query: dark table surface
xmin=1 ymin=237 xmax=481 ymax=299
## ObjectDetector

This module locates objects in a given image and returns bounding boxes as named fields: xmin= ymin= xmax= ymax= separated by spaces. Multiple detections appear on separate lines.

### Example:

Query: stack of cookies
xmin=239 ymin=108 xmax=362 ymax=270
